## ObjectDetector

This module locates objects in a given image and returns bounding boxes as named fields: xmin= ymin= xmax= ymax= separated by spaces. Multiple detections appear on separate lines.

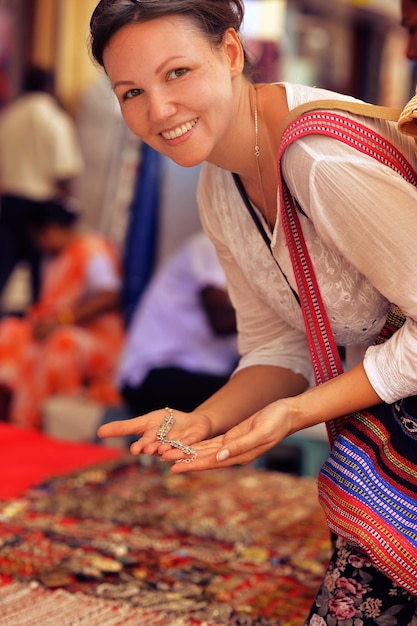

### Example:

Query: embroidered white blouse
xmin=197 ymin=83 xmax=417 ymax=404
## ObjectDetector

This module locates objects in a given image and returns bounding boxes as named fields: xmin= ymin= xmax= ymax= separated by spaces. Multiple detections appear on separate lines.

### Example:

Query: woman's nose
xmin=148 ymin=92 xmax=177 ymax=123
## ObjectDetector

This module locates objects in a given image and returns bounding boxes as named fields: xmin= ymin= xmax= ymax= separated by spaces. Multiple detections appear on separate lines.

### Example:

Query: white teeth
xmin=162 ymin=119 xmax=197 ymax=140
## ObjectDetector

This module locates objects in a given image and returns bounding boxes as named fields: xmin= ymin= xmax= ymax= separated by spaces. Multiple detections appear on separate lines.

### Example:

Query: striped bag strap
xmin=277 ymin=99 xmax=401 ymax=145
xmin=277 ymin=104 xmax=417 ymax=447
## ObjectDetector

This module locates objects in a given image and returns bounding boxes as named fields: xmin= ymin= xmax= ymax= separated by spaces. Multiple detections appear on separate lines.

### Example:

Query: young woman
xmin=90 ymin=1 xmax=417 ymax=622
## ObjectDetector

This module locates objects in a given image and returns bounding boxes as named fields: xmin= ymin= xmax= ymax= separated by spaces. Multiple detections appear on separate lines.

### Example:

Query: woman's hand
xmin=163 ymin=398 xmax=294 ymax=473
xmin=97 ymin=407 xmax=214 ymax=457
xmin=101 ymin=366 xmax=306 ymax=465
xmin=99 ymin=364 xmax=382 ymax=473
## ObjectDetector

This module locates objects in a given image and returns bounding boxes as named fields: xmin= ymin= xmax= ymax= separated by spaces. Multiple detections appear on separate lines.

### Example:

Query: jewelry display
xmin=157 ymin=407 xmax=198 ymax=463
xmin=0 ymin=456 xmax=330 ymax=625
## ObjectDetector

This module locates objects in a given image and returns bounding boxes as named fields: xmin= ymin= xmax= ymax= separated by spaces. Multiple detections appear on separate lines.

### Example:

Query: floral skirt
xmin=305 ymin=536 xmax=417 ymax=625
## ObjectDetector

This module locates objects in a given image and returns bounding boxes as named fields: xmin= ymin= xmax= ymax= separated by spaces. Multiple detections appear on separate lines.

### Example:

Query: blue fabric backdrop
xmin=122 ymin=143 xmax=162 ymax=327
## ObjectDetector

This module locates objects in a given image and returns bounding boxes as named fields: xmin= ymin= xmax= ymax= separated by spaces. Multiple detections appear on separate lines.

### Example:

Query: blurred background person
xmin=103 ymin=231 xmax=238 ymax=435
xmin=0 ymin=65 xmax=84 ymax=311
xmin=0 ymin=200 xmax=124 ymax=428
xmin=402 ymin=0 xmax=417 ymax=62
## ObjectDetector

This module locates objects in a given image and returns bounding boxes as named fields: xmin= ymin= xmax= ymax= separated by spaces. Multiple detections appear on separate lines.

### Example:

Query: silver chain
xmin=156 ymin=408 xmax=197 ymax=463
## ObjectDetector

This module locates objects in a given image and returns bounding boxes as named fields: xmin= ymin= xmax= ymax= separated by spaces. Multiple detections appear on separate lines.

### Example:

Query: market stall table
xmin=0 ymin=424 xmax=330 ymax=625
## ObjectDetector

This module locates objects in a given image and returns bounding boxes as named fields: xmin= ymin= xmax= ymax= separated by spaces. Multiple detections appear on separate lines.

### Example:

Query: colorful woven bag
xmin=277 ymin=102 xmax=417 ymax=595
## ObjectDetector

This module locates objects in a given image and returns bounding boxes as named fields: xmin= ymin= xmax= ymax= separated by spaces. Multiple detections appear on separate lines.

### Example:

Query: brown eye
xmin=167 ymin=68 xmax=187 ymax=80
xmin=124 ymin=88 xmax=142 ymax=100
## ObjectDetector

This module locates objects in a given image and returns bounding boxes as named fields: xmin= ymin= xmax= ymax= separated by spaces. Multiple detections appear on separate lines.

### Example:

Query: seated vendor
xmin=99 ymin=231 xmax=238 ymax=441
xmin=0 ymin=200 xmax=124 ymax=428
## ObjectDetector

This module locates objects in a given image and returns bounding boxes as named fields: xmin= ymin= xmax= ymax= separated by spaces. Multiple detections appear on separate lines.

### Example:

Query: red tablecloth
xmin=0 ymin=424 xmax=122 ymax=499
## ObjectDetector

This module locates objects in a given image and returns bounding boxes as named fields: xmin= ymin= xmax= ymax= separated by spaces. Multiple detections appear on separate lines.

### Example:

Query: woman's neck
xmin=213 ymin=82 xmax=287 ymax=229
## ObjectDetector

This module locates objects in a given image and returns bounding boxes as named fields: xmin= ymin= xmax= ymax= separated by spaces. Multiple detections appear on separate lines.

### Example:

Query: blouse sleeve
xmin=282 ymin=127 xmax=417 ymax=402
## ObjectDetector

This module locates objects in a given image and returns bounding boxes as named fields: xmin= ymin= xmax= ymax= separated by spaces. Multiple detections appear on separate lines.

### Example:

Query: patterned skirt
xmin=304 ymin=536 xmax=417 ymax=625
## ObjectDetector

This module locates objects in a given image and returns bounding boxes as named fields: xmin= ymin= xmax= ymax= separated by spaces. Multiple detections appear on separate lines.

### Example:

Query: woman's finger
xmin=97 ymin=417 xmax=145 ymax=438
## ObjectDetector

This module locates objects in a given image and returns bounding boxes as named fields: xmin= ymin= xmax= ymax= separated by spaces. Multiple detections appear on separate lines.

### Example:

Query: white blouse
xmin=197 ymin=83 xmax=417 ymax=404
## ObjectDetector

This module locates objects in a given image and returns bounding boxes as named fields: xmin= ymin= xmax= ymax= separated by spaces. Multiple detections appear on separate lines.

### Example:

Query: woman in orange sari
xmin=0 ymin=201 xmax=124 ymax=428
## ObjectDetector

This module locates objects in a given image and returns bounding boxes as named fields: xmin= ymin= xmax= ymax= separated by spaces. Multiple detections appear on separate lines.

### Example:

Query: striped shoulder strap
xmin=277 ymin=99 xmax=401 ymax=145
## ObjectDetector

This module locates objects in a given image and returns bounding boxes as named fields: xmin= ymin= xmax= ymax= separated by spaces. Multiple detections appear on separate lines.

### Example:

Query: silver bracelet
xmin=156 ymin=408 xmax=197 ymax=463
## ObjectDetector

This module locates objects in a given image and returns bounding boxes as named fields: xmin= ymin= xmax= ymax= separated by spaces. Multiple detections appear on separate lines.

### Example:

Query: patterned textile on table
xmin=0 ymin=455 xmax=331 ymax=626
xmin=0 ymin=233 xmax=124 ymax=428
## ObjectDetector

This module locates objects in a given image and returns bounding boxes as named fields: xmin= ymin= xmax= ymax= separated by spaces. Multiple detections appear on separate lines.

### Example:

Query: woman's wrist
xmin=274 ymin=396 xmax=303 ymax=438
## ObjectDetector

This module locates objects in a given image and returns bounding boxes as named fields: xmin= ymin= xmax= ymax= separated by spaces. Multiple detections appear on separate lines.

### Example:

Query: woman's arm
xmin=97 ymin=363 xmax=308 ymax=453
xmin=32 ymin=290 xmax=121 ymax=341
xmin=197 ymin=363 xmax=308 ymax=434
xmin=165 ymin=360 xmax=380 ymax=472
xmin=284 ymin=132 xmax=417 ymax=403
xmin=59 ymin=289 xmax=121 ymax=325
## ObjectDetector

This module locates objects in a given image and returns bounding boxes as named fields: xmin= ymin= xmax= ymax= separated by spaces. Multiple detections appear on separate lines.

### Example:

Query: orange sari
xmin=0 ymin=233 xmax=124 ymax=428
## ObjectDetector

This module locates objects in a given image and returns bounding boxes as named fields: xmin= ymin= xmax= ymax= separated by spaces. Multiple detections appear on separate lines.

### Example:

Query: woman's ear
xmin=222 ymin=28 xmax=245 ymax=77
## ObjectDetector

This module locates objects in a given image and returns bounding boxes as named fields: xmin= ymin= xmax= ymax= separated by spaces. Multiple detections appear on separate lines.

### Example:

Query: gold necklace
xmin=253 ymin=86 xmax=269 ymax=224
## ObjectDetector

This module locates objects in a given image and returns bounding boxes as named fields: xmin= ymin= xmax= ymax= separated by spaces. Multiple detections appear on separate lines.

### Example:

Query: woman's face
xmin=103 ymin=15 xmax=243 ymax=167
xmin=30 ymin=224 xmax=67 ymax=256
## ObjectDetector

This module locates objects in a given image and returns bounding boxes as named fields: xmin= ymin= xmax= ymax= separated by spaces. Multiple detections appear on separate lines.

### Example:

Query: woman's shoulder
xmin=279 ymin=82 xmax=361 ymax=111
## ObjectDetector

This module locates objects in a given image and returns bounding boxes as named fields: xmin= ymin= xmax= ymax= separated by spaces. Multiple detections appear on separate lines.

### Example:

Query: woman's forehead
xmin=103 ymin=16 xmax=214 ymax=76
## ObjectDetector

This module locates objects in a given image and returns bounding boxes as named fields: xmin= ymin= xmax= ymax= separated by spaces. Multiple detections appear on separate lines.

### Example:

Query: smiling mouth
xmin=161 ymin=118 xmax=198 ymax=140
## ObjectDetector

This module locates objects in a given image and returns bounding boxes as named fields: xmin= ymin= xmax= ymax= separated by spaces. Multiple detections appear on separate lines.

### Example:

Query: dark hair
xmin=27 ymin=200 xmax=79 ymax=231
xmin=89 ymin=0 xmax=251 ymax=75
xmin=23 ymin=66 xmax=55 ymax=93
